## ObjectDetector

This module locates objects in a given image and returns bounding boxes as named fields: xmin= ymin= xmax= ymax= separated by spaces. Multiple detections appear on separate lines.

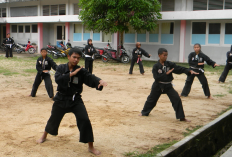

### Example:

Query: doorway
xmin=55 ymin=25 xmax=65 ymax=47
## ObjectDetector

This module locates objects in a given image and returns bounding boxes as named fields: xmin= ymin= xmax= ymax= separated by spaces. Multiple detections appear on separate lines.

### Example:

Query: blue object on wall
xmin=225 ymin=35 xmax=232 ymax=44
xmin=83 ymin=33 xmax=90 ymax=40
xmin=191 ymin=34 xmax=206 ymax=45
xmin=93 ymin=33 xmax=100 ymax=41
xmin=161 ymin=34 xmax=173 ymax=44
xmin=124 ymin=34 xmax=135 ymax=43
xmin=149 ymin=34 xmax=159 ymax=42
xmin=73 ymin=33 xmax=82 ymax=41
xmin=208 ymin=34 xmax=220 ymax=44
xmin=137 ymin=34 xmax=146 ymax=42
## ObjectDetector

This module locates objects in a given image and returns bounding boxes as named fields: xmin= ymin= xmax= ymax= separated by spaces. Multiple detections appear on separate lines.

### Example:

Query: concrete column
xmin=65 ymin=22 xmax=70 ymax=44
xmin=6 ymin=23 xmax=10 ymax=35
xmin=113 ymin=32 xmax=119 ymax=50
xmin=38 ymin=23 xmax=43 ymax=53
xmin=179 ymin=20 xmax=186 ymax=62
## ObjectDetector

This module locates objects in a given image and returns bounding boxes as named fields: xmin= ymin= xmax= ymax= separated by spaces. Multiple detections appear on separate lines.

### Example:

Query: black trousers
xmin=129 ymin=58 xmax=144 ymax=74
xmin=181 ymin=73 xmax=210 ymax=97
xmin=5 ymin=47 xmax=13 ymax=58
xmin=141 ymin=83 xmax=185 ymax=119
xmin=31 ymin=73 xmax=54 ymax=98
xmin=219 ymin=64 xmax=232 ymax=82
xmin=45 ymin=100 xmax=94 ymax=143
xmin=85 ymin=57 xmax=93 ymax=74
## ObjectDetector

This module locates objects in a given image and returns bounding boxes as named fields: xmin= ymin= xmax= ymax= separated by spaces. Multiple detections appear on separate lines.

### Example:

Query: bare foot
xmin=36 ymin=137 xmax=46 ymax=143
xmin=88 ymin=147 xmax=101 ymax=156
xmin=128 ymin=73 xmax=132 ymax=75
xmin=141 ymin=73 xmax=144 ymax=75
xmin=208 ymin=95 xmax=214 ymax=100
xmin=180 ymin=118 xmax=191 ymax=122
xmin=217 ymin=81 xmax=220 ymax=83
xmin=28 ymin=94 xmax=31 ymax=97
xmin=37 ymin=131 xmax=48 ymax=144
xmin=138 ymin=113 xmax=142 ymax=116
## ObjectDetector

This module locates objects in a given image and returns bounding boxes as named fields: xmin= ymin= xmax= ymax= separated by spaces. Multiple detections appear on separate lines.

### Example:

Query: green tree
xmin=79 ymin=0 xmax=161 ymax=45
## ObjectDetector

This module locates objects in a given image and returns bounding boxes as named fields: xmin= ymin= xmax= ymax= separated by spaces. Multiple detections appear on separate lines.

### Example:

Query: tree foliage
xmin=79 ymin=0 xmax=162 ymax=33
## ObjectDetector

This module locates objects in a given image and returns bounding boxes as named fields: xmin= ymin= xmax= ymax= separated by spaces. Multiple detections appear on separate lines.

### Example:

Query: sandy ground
xmin=0 ymin=54 xmax=232 ymax=157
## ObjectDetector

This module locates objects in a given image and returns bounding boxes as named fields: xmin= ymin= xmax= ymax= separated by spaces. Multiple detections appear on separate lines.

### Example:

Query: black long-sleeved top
xmin=85 ymin=39 xmax=96 ymax=56
xmin=3 ymin=37 xmax=14 ymax=47
xmin=188 ymin=52 xmax=215 ymax=69
xmin=226 ymin=45 xmax=232 ymax=63
xmin=36 ymin=56 xmax=57 ymax=75
xmin=132 ymin=48 xmax=150 ymax=59
xmin=54 ymin=63 xmax=102 ymax=100
xmin=153 ymin=61 xmax=190 ymax=83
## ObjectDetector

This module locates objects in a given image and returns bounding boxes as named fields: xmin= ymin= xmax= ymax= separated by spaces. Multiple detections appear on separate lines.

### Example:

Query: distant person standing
xmin=2 ymin=33 xmax=14 ymax=58
xmin=129 ymin=42 xmax=151 ymax=75
xmin=218 ymin=45 xmax=232 ymax=83
xmin=85 ymin=39 xmax=96 ymax=74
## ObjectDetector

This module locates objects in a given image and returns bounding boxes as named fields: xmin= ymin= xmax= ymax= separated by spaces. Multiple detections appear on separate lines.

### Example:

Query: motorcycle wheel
xmin=52 ymin=53 xmax=59 ymax=59
xmin=102 ymin=54 xmax=108 ymax=62
xmin=28 ymin=48 xmax=35 ymax=54
xmin=121 ymin=55 xmax=130 ymax=63
xmin=16 ymin=49 xmax=22 ymax=54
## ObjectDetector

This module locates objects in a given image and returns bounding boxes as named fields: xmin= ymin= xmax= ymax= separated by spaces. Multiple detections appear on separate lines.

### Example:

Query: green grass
xmin=0 ymin=69 xmax=19 ymax=76
xmin=124 ymin=140 xmax=178 ymax=157
xmin=183 ymin=125 xmax=203 ymax=137
xmin=213 ymin=94 xmax=227 ymax=97
xmin=24 ymin=69 xmax=37 ymax=73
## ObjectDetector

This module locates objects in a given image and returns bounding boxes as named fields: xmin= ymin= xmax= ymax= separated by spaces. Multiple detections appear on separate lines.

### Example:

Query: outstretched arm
xmin=141 ymin=49 xmax=151 ymax=58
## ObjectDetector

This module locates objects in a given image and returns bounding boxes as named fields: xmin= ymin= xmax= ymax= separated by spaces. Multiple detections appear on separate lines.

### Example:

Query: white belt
xmin=5 ymin=44 xmax=12 ymax=48
xmin=85 ymin=55 xmax=91 ymax=57
xmin=190 ymin=67 xmax=204 ymax=73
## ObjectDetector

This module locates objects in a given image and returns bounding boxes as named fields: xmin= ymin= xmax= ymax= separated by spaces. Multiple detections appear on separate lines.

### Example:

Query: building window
xmin=149 ymin=25 xmax=159 ymax=42
xmin=124 ymin=25 xmax=135 ymax=43
xmin=59 ymin=4 xmax=66 ymax=15
xmin=225 ymin=0 xmax=232 ymax=9
xmin=83 ymin=25 xmax=90 ymax=41
xmin=160 ymin=0 xmax=174 ymax=11
xmin=10 ymin=6 xmax=37 ymax=17
xmin=137 ymin=30 xmax=146 ymax=42
xmin=192 ymin=22 xmax=206 ymax=45
xmin=161 ymin=22 xmax=174 ymax=44
xmin=74 ymin=23 xmax=82 ymax=41
xmin=1 ymin=8 xmax=6 ymax=17
xmin=43 ymin=5 xmax=65 ymax=16
xmin=32 ymin=24 xmax=37 ymax=33
xmin=208 ymin=0 xmax=223 ymax=10
xmin=18 ymin=25 xmax=23 ymax=33
xmin=25 ymin=25 xmax=30 ymax=33
xmin=208 ymin=23 xmax=220 ymax=44
xmin=93 ymin=31 xmax=100 ymax=41
xmin=193 ymin=0 xmax=207 ymax=10
xmin=43 ymin=5 xmax=49 ymax=16
xmin=225 ymin=23 xmax=232 ymax=44
xmin=74 ymin=2 xmax=80 ymax=15
xmin=12 ymin=25 xmax=17 ymax=33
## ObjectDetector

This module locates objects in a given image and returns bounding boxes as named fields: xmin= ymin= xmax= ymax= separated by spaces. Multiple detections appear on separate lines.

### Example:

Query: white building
xmin=0 ymin=0 xmax=232 ymax=64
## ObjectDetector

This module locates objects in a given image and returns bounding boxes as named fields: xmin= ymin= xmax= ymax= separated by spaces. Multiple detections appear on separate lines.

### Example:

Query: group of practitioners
xmin=3 ymin=34 xmax=231 ymax=155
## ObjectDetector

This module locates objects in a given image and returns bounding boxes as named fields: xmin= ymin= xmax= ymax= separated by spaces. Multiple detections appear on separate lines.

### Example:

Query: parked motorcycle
xmin=15 ymin=39 xmax=35 ymax=54
xmin=50 ymin=40 xmax=73 ymax=59
xmin=101 ymin=41 xmax=130 ymax=63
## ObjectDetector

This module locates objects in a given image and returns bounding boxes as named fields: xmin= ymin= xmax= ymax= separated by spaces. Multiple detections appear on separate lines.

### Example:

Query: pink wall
xmin=179 ymin=20 xmax=186 ymax=62
xmin=6 ymin=23 xmax=10 ymax=35
xmin=65 ymin=22 xmax=70 ymax=43
xmin=38 ymin=23 xmax=43 ymax=53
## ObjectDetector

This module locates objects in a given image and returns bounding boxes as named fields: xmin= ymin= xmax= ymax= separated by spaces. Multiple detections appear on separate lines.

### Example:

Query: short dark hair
xmin=41 ymin=48 xmax=47 ymax=52
xmin=194 ymin=43 xmax=201 ymax=48
xmin=7 ymin=33 xmax=10 ymax=35
xmin=68 ymin=48 xmax=82 ymax=56
xmin=158 ymin=48 xmax=168 ymax=55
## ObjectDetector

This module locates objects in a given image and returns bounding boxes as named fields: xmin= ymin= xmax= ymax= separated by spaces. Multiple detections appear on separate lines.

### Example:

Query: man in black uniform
xmin=140 ymin=48 xmax=198 ymax=121
xmin=180 ymin=43 xmax=219 ymax=99
xmin=2 ymin=33 xmax=14 ymax=58
xmin=85 ymin=39 xmax=96 ymax=74
xmin=129 ymin=42 xmax=151 ymax=75
xmin=29 ymin=48 xmax=57 ymax=98
xmin=37 ymin=48 xmax=107 ymax=156
xmin=218 ymin=45 xmax=232 ymax=83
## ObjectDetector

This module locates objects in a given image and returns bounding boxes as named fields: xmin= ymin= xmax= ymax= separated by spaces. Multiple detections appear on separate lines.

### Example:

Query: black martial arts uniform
xmin=141 ymin=61 xmax=191 ymax=119
xmin=45 ymin=63 xmax=103 ymax=143
xmin=218 ymin=45 xmax=232 ymax=83
xmin=129 ymin=48 xmax=150 ymax=74
xmin=181 ymin=51 xmax=216 ymax=97
xmin=85 ymin=39 xmax=96 ymax=74
xmin=2 ymin=37 xmax=14 ymax=58
xmin=31 ymin=56 xmax=57 ymax=98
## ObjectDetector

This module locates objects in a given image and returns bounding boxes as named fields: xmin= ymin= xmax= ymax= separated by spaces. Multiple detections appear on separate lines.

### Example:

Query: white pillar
xmin=179 ymin=20 xmax=186 ymax=62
